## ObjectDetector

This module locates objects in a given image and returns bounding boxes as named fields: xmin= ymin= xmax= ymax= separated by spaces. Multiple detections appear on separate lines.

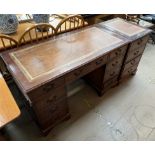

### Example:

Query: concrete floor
xmin=4 ymin=43 xmax=155 ymax=141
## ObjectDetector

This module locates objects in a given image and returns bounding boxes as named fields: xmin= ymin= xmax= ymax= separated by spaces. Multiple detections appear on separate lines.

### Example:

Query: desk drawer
xmin=65 ymin=55 xmax=108 ymax=84
xmin=31 ymin=86 xmax=67 ymax=105
xmin=129 ymin=35 xmax=149 ymax=51
xmin=109 ymin=45 xmax=127 ymax=61
xmin=106 ymin=56 xmax=124 ymax=72
xmin=104 ymin=67 xmax=120 ymax=82
xmin=123 ymin=55 xmax=142 ymax=71
xmin=102 ymin=76 xmax=118 ymax=94
xmin=126 ymin=45 xmax=146 ymax=63
xmin=121 ymin=65 xmax=138 ymax=79
xmin=33 ymin=98 xmax=69 ymax=128
xmin=28 ymin=77 xmax=65 ymax=100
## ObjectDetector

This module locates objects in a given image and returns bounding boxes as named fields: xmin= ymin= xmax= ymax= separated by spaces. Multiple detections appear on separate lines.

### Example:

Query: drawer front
xmin=104 ymin=67 xmax=120 ymax=82
xmin=121 ymin=65 xmax=138 ymax=79
xmin=129 ymin=35 xmax=149 ymax=51
xmin=125 ymin=44 xmax=146 ymax=63
xmin=123 ymin=55 xmax=142 ymax=71
xmin=31 ymin=86 xmax=67 ymax=105
xmin=33 ymin=99 xmax=69 ymax=127
xmin=102 ymin=76 xmax=118 ymax=94
xmin=28 ymin=77 xmax=65 ymax=100
xmin=65 ymin=55 xmax=108 ymax=84
xmin=103 ymin=76 xmax=118 ymax=88
xmin=109 ymin=45 xmax=127 ymax=61
xmin=106 ymin=55 xmax=124 ymax=72
xmin=91 ymin=54 xmax=108 ymax=69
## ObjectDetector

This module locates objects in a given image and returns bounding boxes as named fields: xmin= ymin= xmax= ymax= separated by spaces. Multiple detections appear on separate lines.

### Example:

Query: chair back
xmin=19 ymin=23 xmax=56 ymax=45
xmin=0 ymin=34 xmax=18 ymax=51
xmin=56 ymin=15 xmax=86 ymax=34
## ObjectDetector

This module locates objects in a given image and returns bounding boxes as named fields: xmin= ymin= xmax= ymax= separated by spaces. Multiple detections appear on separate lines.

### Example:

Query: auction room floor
xmin=4 ymin=43 xmax=155 ymax=141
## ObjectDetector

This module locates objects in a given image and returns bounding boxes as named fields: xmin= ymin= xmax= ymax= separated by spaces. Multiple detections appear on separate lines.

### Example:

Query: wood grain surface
xmin=0 ymin=73 xmax=20 ymax=128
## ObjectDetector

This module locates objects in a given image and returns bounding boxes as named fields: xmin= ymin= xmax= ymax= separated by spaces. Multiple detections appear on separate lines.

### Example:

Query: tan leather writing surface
xmin=10 ymin=27 xmax=122 ymax=81
xmin=103 ymin=18 xmax=146 ymax=37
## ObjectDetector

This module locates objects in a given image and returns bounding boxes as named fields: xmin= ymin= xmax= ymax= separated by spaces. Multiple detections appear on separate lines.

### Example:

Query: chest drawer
xmin=125 ymin=45 xmax=145 ymax=63
xmin=123 ymin=55 xmax=142 ymax=71
xmin=129 ymin=35 xmax=149 ymax=51
xmin=109 ymin=45 xmax=127 ymax=61
xmin=28 ymin=77 xmax=65 ymax=100
xmin=106 ymin=55 xmax=124 ymax=72
xmin=65 ymin=55 xmax=108 ymax=84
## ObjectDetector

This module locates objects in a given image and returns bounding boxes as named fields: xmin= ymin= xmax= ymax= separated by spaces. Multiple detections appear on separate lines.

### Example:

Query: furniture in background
xmin=56 ymin=15 xmax=86 ymax=34
xmin=1 ymin=18 xmax=151 ymax=134
xmin=18 ymin=23 xmax=56 ymax=45
xmin=0 ymin=34 xmax=18 ymax=79
xmin=0 ymin=72 xmax=20 ymax=140
xmin=0 ymin=34 xmax=18 ymax=51
xmin=81 ymin=14 xmax=115 ymax=25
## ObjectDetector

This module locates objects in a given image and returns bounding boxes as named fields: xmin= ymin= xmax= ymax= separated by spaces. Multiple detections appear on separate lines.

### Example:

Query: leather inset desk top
xmin=10 ymin=27 xmax=122 ymax=81
xmin=101 ymin=18 xmax=149 ymax=38
xmin=1 ymin=26 xmax=129 ymax=92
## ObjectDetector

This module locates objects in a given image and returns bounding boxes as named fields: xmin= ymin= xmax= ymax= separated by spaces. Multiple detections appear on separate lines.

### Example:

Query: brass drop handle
xmin=130 ymin=60 xmax=136 ymax=65
xmin=128 ymin=68 xmax=133 ymax=74
xmin=43 ymin=83 xmax=54 ymax=92
xmin=46 ymin=95 xmax=57 ymax=104
xmin=110 ymin=71 xmax=115 ymax=76
xmin=134 ymin=50 xmax=139 ymax=55
xmin=96 ymin=59 xmax=103 ymax=65
xmin=115 ymin=49 xmax=121 ymax=56
xmin=74 ymin=69 xmax=83 ymax=76
xmin=112 ymin=61 xmax=118 ymax=67
xmin=137 ymin=39 xmax=143 ymax=45
xmin=49 ymin=103 xmax=57 ymax=112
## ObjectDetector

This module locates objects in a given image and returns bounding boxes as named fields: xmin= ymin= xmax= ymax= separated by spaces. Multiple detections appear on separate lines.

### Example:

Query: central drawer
xmin=65 ymin=54 xmax=108 ymax=84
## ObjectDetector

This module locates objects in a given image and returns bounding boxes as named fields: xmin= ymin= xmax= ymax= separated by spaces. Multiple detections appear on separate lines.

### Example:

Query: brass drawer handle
xmin=46 ymin=95 xmax=57 ymax=104
xmin=133 ymin=50 xmax=139 ymax=55
xmin=96 ymin=59 xmax=103 ymax=65
xmin=74 ymin=69 xmax=83 ymax=77
xmin=137 ymin=39 xmax=143 ymax=45
xmin=115 ymin=50 xmax=121 ymax=56
xmin=130 ymin=60 xmax=136 ymax=65
xmin=43 ymin=83 xmax=54 ymax=92
xmin=49 ymin=103 xmax=57 ymax=112
xmin=110 ymin=71 xmax=115 ymax=76
xmin=112 ymin=61 xmax=118 ymax=67
xmin=128 ymin=68 xmax=133 ymax=74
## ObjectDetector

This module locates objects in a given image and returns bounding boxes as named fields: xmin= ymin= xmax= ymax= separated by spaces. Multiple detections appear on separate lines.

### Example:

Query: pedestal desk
xmin=1 ymin=18 xmax=151 ymax=134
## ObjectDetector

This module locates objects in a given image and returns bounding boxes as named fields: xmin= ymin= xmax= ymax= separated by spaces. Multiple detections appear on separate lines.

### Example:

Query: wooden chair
xmin=0 ymin=35 xmax=18 ymax=79
xmin=56 ymin=14 xmax=86 ymax=34
xmin=19 ymin=23 xmax=56 ymax=45
xmin=0 ymin=34 xmax=18 ymax=51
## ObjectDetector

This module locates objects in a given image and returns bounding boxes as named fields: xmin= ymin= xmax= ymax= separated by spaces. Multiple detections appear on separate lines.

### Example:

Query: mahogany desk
xmin=1 ymin=19 xmax=151 ymax=134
